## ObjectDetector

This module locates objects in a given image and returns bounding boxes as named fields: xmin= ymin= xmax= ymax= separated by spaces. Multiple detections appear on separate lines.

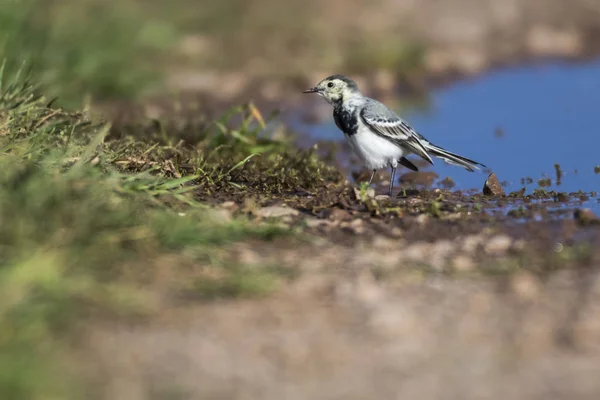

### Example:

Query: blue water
xmin=294 ymin=60 xmax=600 ymax=200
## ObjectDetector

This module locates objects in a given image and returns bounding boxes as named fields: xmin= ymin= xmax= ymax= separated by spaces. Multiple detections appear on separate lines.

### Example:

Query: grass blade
xmin=227 ymin=153 xmax=258 ymax=174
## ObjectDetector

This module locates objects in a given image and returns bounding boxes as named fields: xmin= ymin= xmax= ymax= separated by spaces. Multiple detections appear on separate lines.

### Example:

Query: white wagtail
xmin=303 ymin=75 xmax=486 ymax=196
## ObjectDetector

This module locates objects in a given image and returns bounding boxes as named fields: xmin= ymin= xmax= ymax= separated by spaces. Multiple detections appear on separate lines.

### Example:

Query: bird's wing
xmin=359 ymin=100 xmax=434 ymax=165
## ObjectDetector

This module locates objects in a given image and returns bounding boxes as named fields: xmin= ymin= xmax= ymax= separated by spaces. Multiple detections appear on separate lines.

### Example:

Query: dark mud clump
xmin=482 ymin=173 xmax=505 ymax=196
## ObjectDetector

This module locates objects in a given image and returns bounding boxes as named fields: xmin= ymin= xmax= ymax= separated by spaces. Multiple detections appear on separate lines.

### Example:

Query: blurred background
xmin=3 ymin=0 xmax=600 ymax=190
xmin=2 ymin=0 xmax=600 ymax=399
xmin=3 ymin=0 xmax=599 ymax=102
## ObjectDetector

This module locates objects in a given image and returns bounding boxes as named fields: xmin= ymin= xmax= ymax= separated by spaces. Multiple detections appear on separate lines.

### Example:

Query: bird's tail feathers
xmin=424 ymin=143 xmax=486 ymax=172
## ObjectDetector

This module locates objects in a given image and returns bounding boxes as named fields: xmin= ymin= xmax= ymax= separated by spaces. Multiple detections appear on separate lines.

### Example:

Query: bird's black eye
xmin=327 ymin=82 xmax=334 ymax=88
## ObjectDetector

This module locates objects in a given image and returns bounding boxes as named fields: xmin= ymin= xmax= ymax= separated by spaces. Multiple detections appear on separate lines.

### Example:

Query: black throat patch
xmin=333 ymin=103 xmax=358 ymax=136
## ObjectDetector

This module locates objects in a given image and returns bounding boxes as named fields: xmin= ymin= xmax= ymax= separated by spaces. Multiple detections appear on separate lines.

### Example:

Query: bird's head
xmin=303 ymin=75 xmax=361 ymax=104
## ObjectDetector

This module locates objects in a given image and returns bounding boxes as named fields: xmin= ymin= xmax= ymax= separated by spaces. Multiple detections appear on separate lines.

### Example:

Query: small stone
xmin=342 ymin=218 xmax=365 ymax=234
xmin=527 ymin=26 xmax=582 ymax=57
xmin=404 ymin=242 xmax=430 ymax=261
xmin=574 ymin=208 xmax=600 ymax=225
xmin=511 ymin=272 xmax=541 ymax=301
xmin=354 ymin=272 xmax=384 ymax=305
xmin=372 ymin=235 xmax=395 ymax=249
xmin=452 ymin=255 xmax=475 ymax=272
xmin=429 ymin=240 xmax=454 ymax=271
xmin=305 ymin=218 xmax=333 ymax=228
xmin=484 ymin=235 xmax=513 ymax=255
xmin=415 ymin=214 xmax=429 ymax=225
xmin=390 ymin=228 xmax=403 ymax=237
xmin=462 ymin=234 xmax=485 ymax=253
xmin=483 ymin=173 xmax=505 ymax=196
xmin=407 ymin=198 xmax=424 ymax=206
xmin=281 ymin=215 xmax=294 ymax=224
xmin=328 ymin=208 xmax=351 ymax=222
xmin=221 ymin=201 xmax=237 ymax=209
xmin=375 ymin=195 xmax=390 ymax=201
xmin=256 ymin=205 xmax=299 ymax=218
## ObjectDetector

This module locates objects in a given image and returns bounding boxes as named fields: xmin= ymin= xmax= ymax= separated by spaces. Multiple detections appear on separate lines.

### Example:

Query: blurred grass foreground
xmin=0 ymin=2 xmax=348 ymax=395
xmin=0 ymin=61 xmax=344 ymax=397
xmin=0 ymin=0 xmax=425 ymax=107
xmin=0 ymin=0 xmax=414 ymax=396
xmin=0 ymin=0 xmax=179 ymax=106
xmin=0 ymin=68 xmax=273 ymax=397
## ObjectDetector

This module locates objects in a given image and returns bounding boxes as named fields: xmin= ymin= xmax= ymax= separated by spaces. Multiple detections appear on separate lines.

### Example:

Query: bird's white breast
xmin=347 ymin=124 xmax=405 ymax=170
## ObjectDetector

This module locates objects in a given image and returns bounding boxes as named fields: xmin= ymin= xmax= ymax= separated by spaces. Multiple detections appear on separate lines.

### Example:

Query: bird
xmin=303 ymin=74 xmax=486 ymax=197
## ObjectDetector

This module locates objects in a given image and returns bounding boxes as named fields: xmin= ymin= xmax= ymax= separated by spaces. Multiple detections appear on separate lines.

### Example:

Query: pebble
xmin=574 ymin=208 xmax=600 ymax=225
xmin=415 ymin=214 xmax=429 ymax=225
xmin=256 ymin=205 xmax=299 ymax=218
xmin=328 ymin=208 xmax=351 ymax=222
xmin=452 ymin=255 xmax=475 ymax=272
xmin=483 ymin=173 xmax=505 ymax=196
xmin=462 ymin=234 xmax=485 ymax=253
xmin=428 ymin=240 xmax=455 ymax=271
xmin=221 ymin=201 xmax=237 ymax=209
xmin=526 ymin=25 xmax=582 ymax=57
xmin=390 ymin=228 xmax=403 ymax=237
xmin=404 ymin=242 xmax=430 ymax=261
xmin=372 ymin=235 xmax=396 ymax=249
xmin=340 ymin=219 xmax=365 ymax=234
xmin=354 ymin=272 xmax=384 ymax=305
xmin=305 ymin=218 xmax=333 ymax=228
xmin=511 ymin=272 xmax=541 ymax=301
xmin=484 ymin=235 xmax=513 ymax=255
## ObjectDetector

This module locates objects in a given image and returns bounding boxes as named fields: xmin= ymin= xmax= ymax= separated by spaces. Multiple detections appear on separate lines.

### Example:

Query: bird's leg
xmin=368 ymin=169 xmax=377 ymax=185
xmin=388 ymin=166 xmax=396 ymax=197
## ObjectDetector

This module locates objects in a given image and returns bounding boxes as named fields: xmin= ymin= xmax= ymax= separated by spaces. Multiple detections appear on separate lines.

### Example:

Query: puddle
xmin=291 ymin=59 xmax=600 ymax=214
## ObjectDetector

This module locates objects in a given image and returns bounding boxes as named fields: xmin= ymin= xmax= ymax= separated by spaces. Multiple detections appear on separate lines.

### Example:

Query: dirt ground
xmin=84 ymin=243 xmax=600 ymax=400
xmin=72 ymin=1 xmax=600 ymax=398
xmin=75 ymin=178 xmax=600 ymax=399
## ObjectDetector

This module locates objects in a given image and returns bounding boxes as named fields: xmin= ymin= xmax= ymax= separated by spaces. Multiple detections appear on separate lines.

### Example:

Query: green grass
xmin=0 ymin=64 xmax=340 ymax=397
xmin=0 ymin=3 xmax=356 ymax=396
xmin=0 ymin=0 xmax=178 ymax=107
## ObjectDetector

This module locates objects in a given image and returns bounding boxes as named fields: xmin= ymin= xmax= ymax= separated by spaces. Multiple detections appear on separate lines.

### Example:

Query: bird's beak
xmin=303 ymin=87 xmax=321 ymax=94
